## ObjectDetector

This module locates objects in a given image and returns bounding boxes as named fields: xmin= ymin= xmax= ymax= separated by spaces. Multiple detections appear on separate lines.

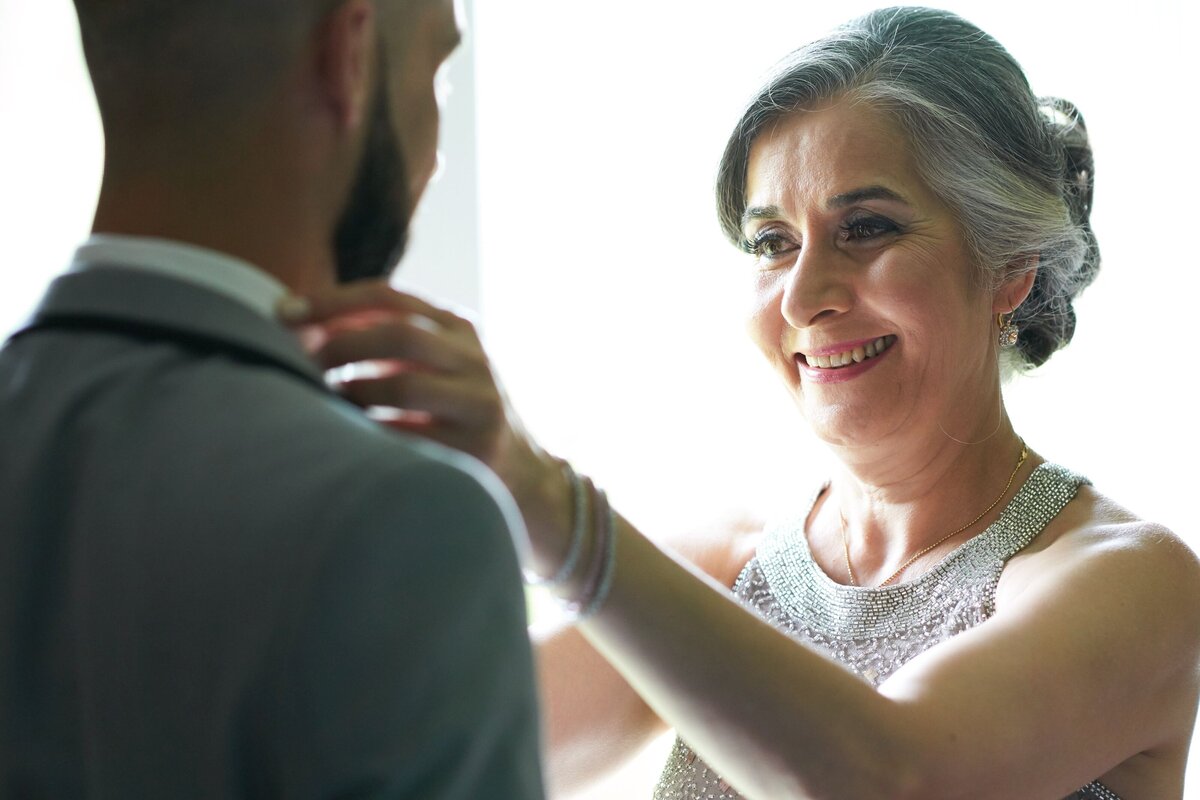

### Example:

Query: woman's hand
xmin=282 ymin=282 xmax=511 ymax=460
xmin=279 ymin=281 xmax=573 ymax=576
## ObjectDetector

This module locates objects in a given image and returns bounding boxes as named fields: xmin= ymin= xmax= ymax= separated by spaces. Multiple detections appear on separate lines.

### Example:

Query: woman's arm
xmin=579 ymin=509 xmax=1200 ymax=799
xmin=536 ymin=625 xmax=665 ymax=796
xmin=291 ymin=284 xmax=1200 ymax=800
xmin=536 ymin=516 xmax=762 ymax=797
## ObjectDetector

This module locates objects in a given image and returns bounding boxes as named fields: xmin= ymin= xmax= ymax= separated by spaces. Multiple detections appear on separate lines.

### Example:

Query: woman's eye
xmin=745 ymin=232 xmax=795 ymax=261
xmin=842 ymin=216 xmax=899 ymax=241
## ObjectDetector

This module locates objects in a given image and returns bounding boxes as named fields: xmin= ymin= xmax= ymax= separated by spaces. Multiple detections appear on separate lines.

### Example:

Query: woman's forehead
xmin=744 ymin=102 xmax=927 ymax=212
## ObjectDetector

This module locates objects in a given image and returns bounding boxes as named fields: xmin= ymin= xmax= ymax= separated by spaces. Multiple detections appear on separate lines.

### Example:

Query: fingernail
xmin=277 ymin=295 xmax=311 ymax=322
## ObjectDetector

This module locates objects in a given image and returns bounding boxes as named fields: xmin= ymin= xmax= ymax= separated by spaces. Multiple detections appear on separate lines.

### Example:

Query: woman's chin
xmin=794 ymin=401 xmax=897 ymax=450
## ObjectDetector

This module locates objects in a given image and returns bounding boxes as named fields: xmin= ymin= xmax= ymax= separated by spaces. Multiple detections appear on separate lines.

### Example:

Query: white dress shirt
xmin=72 ymin=234 xmax=288 ymax=320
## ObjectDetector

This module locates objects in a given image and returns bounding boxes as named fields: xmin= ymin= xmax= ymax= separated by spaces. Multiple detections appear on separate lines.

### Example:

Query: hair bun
xmin=1039 ymin=97 xmax=1094 ymax=226
xmin=1042 ymin=97 xmax=1099 ymax=290
xmin=1011 ymin=96 xmax=1099 ymax=368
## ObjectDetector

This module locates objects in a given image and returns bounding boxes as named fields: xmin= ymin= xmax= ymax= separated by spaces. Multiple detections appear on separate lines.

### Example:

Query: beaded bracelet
xmin=524 ymin=459 xmax=588 ymax=588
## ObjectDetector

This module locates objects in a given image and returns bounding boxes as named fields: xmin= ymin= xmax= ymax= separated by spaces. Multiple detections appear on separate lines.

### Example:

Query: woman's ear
xmin=993 ymin=255 xmax=1038 ymax=314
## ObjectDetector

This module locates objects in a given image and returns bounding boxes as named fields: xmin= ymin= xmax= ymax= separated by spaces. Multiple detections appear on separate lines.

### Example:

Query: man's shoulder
xmin=212 ymin=361 xmax=527 ymax=549
xmin=214 ymin=362 xmax=510 ymax=505
xmin=3 ymin=324 xmax=522 ymax=552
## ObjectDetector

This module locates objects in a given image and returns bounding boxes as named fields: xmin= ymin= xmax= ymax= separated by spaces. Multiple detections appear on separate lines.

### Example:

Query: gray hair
xmin=716 ymin=6 xmax=1099 ymax=370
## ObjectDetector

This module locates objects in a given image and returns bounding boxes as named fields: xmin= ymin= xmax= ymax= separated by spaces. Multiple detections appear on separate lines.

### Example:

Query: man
xmin=0 ymin=0 xmax=545 ymax=796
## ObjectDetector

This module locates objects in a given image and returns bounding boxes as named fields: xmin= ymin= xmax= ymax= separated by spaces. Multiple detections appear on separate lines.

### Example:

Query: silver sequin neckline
xmin=654 ymin=462 xmax=1123 ymax=800
xmin=754 ymin=462 xmax=1085 ymax=640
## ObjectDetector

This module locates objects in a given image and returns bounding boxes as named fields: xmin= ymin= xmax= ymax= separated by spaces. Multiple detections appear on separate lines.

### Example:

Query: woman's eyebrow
xmin=827 ymin=185 xmax=909 ymax=208
xmin=741 ymin=205 xmax=785 ymax=230
xmin=742 ymin=187 xmax=911 ymax=230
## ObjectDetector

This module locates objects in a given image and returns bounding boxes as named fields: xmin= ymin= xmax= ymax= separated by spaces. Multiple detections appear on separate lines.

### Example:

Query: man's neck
xmin=91 ymin=161 xmax=338 ymax=297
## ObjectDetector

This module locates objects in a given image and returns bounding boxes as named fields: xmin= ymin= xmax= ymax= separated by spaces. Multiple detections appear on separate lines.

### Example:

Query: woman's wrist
xmin=508 ymin=445 xmax=577 ymax=581
xmin=512 ymin=451 xmax=619 ymax=619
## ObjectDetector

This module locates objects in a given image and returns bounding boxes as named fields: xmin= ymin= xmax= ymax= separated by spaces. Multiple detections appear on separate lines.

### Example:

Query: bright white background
xmin=2 ymin=0 xmax=1197 ymax=796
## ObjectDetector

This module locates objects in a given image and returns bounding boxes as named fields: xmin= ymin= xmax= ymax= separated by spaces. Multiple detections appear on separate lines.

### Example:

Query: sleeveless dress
xmin=654 ymin=462 xmax=1123 ymax=800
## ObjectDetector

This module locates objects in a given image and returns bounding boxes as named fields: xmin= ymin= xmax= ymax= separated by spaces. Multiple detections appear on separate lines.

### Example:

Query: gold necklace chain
xmin=840 ymin=439 xmax=1029 ymax=588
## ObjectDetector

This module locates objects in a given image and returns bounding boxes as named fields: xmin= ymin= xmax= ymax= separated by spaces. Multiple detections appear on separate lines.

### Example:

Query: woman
xmin=295 ymin=7 xmax=1200 ymax=798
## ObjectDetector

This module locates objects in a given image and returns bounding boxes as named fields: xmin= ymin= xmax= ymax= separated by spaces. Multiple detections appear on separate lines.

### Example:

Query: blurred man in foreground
xmin=0 ymin=1 xmax=544 ymax=796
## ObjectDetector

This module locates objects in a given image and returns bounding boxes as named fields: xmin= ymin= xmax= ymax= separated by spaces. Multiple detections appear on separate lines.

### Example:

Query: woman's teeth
xmin=806 ymin=336 xmax=895 ymax=369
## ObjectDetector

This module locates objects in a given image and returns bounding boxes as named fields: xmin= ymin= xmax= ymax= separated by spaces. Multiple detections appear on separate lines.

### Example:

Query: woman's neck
xmin=820 ymin=417 xmax=1034 ymax=586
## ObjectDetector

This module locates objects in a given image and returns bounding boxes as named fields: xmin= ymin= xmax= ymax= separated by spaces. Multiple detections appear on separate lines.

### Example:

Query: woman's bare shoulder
xmin=984 ymin=480 xmax=1200 ymax=758
xmin=1043 ymin=483 xmax=1191 ymax=558
xmin=1006 ymin=480 xmax=1187 ymax=559
xmin=1001 ymin=480 xmax=1200 ymax=638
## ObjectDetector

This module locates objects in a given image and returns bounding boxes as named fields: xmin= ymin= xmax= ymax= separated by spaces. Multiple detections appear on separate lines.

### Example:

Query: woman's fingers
xmin=313 ymin=317 xmax=473 ymax=373
xmin=373 ymin=417 xmax=499 ymax=463
xmin=350 ymin=375 xmax=508 ymax=466
xmin=339 ymin=369 xmax=500 ymax=426
xmin=282 ymin=281 xmax=535 ymax=482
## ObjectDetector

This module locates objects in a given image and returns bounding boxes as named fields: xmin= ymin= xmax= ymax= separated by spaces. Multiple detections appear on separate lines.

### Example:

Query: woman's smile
xmin=795 ymin=334 xmax=897 ymax=383
xmin=800 ymin=334 xmax=897 ymax=369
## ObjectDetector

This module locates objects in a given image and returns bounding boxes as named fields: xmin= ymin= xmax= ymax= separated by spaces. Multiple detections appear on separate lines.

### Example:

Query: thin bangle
xmin=524 ymin=459 xmax=587 ymax=587
xmin=579 ymin=496 xmax=617 ymax=621
xmin=563 ymin=481 xmax=609 ymax=621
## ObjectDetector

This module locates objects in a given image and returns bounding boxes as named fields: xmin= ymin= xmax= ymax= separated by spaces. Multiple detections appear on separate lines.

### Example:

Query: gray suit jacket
xmin=0 ymin=266 xmax=545 ymax=798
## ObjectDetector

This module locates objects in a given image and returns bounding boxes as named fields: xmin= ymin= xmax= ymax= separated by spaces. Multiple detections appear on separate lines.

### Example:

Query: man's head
xmin=73 ymin=0 xmax=461 ymax=284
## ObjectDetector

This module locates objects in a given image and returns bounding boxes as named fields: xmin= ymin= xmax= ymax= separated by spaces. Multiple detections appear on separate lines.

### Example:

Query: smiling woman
xmin=472 ymin=1 xmax=1200 ymax=587
xmin=421 ymin=5 xmax=1200 ymax=800
xmin=740 ymin=101 xmax=1011 ymax=446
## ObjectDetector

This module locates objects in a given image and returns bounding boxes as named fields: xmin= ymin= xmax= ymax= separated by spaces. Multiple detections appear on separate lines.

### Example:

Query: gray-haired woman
xmin=297 ymin=6 xmax=1200 ymax=798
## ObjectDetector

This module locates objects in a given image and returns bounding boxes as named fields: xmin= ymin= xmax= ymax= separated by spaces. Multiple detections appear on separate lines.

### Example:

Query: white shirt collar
xmin=71 ymin=234 xmax=289 ymax=320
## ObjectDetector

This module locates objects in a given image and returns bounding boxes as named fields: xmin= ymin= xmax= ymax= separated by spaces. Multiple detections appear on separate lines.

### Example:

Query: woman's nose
xmin=780 ymin=243 xmax=854 ymax=329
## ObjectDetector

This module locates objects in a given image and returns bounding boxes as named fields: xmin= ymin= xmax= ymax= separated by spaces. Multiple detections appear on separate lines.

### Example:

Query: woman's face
xmin=743 ymin=101 xmax=1005 ymax=450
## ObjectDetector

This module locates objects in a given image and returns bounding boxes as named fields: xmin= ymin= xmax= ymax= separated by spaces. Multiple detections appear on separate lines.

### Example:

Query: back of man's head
xmin=74 ymin=0 xmax=459 ymax=287
xmin=73 ymin=0 xmax=331 ymax=139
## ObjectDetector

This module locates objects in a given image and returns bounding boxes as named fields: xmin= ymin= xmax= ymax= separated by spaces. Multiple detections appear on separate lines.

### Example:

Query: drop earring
xmin=997 ymin=312 xmax=1019 ymax=348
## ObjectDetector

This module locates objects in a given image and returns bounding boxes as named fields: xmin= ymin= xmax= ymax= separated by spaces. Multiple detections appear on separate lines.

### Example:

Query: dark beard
xmin=332 ymin=78 xmax=411 ymax=283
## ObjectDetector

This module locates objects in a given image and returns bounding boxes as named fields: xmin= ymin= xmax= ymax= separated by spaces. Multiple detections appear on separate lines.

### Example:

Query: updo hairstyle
xmin=716 ymin=6 xmax=1099 ymax=370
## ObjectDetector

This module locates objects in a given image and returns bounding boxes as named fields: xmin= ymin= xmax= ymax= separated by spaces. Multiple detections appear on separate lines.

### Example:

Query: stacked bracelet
xmin=525 ymin=459 xmax=588 ymax=588
xmin=524 ymin=459 xmax=619 ymax=623
xmin=563 ymin=485 xmax=617 ymax=621
xmin=578 ymin=492 xmax=617 ymax=620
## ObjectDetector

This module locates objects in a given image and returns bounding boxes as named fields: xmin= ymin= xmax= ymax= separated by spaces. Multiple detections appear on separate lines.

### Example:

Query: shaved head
xmin=72 ymin=1 xmax=335 ymax=134
xmin=75 ymin=0 xmax=460 ymax=288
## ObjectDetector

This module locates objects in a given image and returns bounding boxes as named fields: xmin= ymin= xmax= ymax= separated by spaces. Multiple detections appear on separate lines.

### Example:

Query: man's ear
xmin=993 ymin=255 xmax=1038 ymax=314
xmin=314 ymin=0 xmax=377 ymax=133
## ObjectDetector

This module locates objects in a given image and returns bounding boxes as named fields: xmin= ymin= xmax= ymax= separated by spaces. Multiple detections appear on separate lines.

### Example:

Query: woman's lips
xmin=796 ymin=335 xmax=896 ymax=383
xmin=802 ymin=335 xmax=896 ymax=368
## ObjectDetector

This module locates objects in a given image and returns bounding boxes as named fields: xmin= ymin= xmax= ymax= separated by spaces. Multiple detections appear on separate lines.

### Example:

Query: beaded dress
xmin=654 ymin=463 xmax=1123 ymax=800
